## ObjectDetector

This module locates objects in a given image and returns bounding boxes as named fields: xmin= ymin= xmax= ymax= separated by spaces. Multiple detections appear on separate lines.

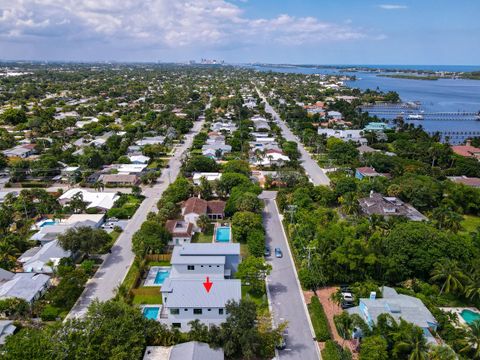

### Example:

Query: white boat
xmin=407 ymin=114 xmax=424 ymax=120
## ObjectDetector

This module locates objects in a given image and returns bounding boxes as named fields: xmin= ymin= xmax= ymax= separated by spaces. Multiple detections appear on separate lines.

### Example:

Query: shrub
xmin=308 ymin=296 xmax=331 ymax=341
xmin=321 ymin=340 xmax=352 ymax=360
xmin=40 ymin=305 xmax=60 ymax=321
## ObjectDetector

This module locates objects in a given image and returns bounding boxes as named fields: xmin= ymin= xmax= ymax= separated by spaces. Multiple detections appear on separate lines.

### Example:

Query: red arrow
xmin=203 ymin=276 xmax=213 ymax=293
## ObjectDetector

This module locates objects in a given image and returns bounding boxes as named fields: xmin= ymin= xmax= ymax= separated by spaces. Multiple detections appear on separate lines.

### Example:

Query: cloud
xmin=379 ymin=4 xmax=408 ymax=10
xmin=0 ymin=0 xmax=373 ymax=51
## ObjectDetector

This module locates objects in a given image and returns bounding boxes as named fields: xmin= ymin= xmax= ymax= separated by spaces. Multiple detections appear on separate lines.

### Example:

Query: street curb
xmin=271 ymin=195 xmax=322 ymax=360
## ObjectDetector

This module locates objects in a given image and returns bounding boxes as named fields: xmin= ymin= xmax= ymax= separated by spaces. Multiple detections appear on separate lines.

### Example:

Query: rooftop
xmin=161 ymin=278 xmax=241 ymax=308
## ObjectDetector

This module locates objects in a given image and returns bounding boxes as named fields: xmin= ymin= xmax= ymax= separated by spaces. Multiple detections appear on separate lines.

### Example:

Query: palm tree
xmin=460 ymin=320 xmax=480 ymax=359
xmin=465 ymin=270 xmax=480 ymax=302
xmin=197 ymin=215 xmax=210 ymax=233
xmin=428 ymin=344 xmax=457 ymax=360
xmin=339 ymin=192 xmax=359 ymax=216
xmin=430 ymin=259 xmax=466 ymax=295
xmin=392 ymin=324 xmax=429 ymax=360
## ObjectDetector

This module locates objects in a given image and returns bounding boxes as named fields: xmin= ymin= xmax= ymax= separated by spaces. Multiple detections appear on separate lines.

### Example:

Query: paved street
xmin=256 ymin=88 xmax=331 ymax=186
xmin=67 ymin=119 xmax=205 ymax=318
xmin=260 ymin=191 xmax=321 ymax=360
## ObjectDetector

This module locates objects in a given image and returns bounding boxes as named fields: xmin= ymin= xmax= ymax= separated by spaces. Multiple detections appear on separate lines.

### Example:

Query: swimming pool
xmin=143 ymin=307 xmax=160 ymax=320
xmin=461 ymin=309 xmax=480 ymax=325
xmin=39 ymin=220 xmax=59 ymax=228
xmin=154 ymin=270 xmax=170 ymax=285
xmin=144 ymin=266 xmax=171 ymax=286
xmin=215 ymin=227 xmax=231 ymax=242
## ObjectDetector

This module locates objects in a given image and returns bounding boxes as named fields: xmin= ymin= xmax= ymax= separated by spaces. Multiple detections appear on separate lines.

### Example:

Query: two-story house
xmin=160 ymin=243 xmax=241 ymax=331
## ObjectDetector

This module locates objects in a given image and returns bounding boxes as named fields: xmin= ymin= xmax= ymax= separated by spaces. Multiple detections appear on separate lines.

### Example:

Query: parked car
xmin=106 ymin=217 xmax=119 ymax=223
xmin=276 ymin=334 xmax=287 ymax=350
xmin=264 ymin=246 xmax=271 ymax=257
xmin=274 ymin=247 xmax=283 ymax=258
xmin=342 ymin=292 xmax=354 ymax=303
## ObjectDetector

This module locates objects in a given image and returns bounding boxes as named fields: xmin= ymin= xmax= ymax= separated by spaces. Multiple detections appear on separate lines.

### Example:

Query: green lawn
xmin=132 ymin=293 xmax=163 ymax=305
xmin=192 ymin=223 xmax=214 ymax=243
xmin=242 ymin=285 xmax=269 ymax=315
xmin=308 ymin=296 xmax=331 ymax=342
xmin=122 ymin=260 xmax=141 ymax=291
xmin=461 ymin=215 xmax=480 ymax=233
xmin=148 ymin=260 xmax=171 ymax=266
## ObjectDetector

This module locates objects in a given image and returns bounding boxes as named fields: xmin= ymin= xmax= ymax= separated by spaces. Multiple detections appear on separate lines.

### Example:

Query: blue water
xmin=461 ymin=309 xmax=480 ymax=325
xmin=143 ymin=307 xmax=159 ymax=320
xmin=216 ymin=227 xmax=231 ymax=242
xmin=40 ymin=220 xmax=58 ymax=228
xmin=248 ymin=64 xmax=480 ymax=137
xmin=154 ymin=270 xmax=170 ymax=285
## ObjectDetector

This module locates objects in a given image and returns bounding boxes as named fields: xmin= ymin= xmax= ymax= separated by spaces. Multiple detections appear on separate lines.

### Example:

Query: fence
xmin=145 ymin=254 xmax=172 ymax=262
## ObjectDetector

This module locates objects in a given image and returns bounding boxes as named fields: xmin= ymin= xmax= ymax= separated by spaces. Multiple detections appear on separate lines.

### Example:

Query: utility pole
xmin=285 ymin=204 xmax=297 ymax=224
xmin=303 ymin=245 xmax=316 ymax=269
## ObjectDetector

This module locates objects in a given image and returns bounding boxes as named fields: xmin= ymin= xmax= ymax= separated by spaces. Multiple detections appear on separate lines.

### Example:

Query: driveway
xmin=256 ymin=87 xmax=330 ymax=186
xmin=67 ymin=118 xmax=205 ymax=319
xmin=260 ymin=190 xmax=321 ymax=359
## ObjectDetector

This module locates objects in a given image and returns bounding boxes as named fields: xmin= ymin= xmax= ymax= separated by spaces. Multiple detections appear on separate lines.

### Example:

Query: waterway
xmin=248 ymin=65 xmax=480 ymax=142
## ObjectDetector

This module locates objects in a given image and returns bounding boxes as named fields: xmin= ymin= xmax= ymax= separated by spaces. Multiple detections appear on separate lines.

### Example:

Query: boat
xmin=407 ymin=114 xmax=424 ymax=120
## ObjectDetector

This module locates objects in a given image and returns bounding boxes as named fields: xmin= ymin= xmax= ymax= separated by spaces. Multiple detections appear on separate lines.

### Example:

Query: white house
xmin=0 ymin=271 xmax=51 ymax=305
xmin=128 ymin=155 xmax=151 ymax=164
xmin=192 ymin=172 xmax=222 ymax=185
xmin=59 ymin=189 xmax=119 ymax=212
xmin=165 ymin=220 xmax=194 ymax=246
xmin=159 ymin=243 xmax=241 ymax=330
xmin=318 ymin=128 xmax=367 ymax=145
xmin=18 ymin=240 xmax=71 ymax=274
xmin=135 ymin=136 xmax=165 ymax=146
xmin=75 ymin=117 xmax=99 ymax=128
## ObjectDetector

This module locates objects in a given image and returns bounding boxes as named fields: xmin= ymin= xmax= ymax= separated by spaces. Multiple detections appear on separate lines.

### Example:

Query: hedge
xmin=321 ymin=340 xmax=352 ymax=360
xmin=308 ymin=296 xmax=331 ymax=341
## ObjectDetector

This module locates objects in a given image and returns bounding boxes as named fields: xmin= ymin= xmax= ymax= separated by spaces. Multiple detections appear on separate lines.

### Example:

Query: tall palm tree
xmin=392 ymin=325 xmax=429 ymax=360
xmin=339 ymin=192 xmax=359 ymax=216
xmin=460 ymin=320 xmax=480 ymax=359
xmin=465 ymin=270 xmax=480 ymax=302
xmin=430 ymin=259 xmax=466 ymax=295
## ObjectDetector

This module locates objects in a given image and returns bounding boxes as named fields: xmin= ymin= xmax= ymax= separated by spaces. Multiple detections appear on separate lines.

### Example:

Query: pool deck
xmin=144 ymin=266 xmax=171 ymax=287
xmin=440 ymin=307 xmax=480 ymax=327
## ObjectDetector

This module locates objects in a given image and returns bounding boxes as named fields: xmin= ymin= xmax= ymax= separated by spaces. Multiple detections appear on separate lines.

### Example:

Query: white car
xmin=342 ymin=292 xmax=354 ymax=302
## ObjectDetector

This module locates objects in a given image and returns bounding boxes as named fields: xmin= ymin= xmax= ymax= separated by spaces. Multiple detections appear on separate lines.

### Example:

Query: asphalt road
xmin=67 ymin=119 xmax=205 ymax=319
xmin=256 ymin=88 xmax=331 ymax=186
xmin=260 ymin=191 xmax=321 ymax=360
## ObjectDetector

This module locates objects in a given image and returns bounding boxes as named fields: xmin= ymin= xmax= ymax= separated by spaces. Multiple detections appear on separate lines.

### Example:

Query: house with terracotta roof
xmin=355 ymin=167 xmax=387 ymax=180
xmin=165 ymin=220 xmax=194 ymax=246
xmin=451 ymin=140 xmax=480 ymax=160
xmin=181 ymin=197 xmax=226 ymax=231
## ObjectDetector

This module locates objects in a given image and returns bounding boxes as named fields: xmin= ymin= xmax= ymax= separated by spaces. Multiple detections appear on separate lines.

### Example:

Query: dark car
xmin=264 ymin=246 xmax=271 ymax=257
xmin=276 ymin=335 xmax=287 ymax=350
xmin=274 ymin=247 xmax=283 ymax=258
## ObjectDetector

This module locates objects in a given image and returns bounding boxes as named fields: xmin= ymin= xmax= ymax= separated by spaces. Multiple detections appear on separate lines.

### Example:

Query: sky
xmin=0 ymin=0 xmax=479 ymax=65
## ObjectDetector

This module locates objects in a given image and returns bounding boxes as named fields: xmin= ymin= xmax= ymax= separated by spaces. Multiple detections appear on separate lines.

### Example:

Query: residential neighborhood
xmin=0 ymin=59 xmax=480 ymax=360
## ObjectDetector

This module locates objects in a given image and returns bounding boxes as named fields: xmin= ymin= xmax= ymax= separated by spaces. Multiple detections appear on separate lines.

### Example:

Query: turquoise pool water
xmin=216 ymin=227 xmax=231 ymax=242
xmin=40 ymin=220 xmax=58 ymax=228
xmin=143 ymin=307 xmax=160 ymax=320
xmin=461 ymin=309 xmax=480 ymax=325
xmin=154 ymin=270 xmax=170 ymax=285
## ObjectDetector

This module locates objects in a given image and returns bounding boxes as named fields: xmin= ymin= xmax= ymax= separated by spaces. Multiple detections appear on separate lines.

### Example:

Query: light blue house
xmin=363 ymin=122 xmax=390 ymax=131
xmin=347 ymin=287 xmax=438 ymax=344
